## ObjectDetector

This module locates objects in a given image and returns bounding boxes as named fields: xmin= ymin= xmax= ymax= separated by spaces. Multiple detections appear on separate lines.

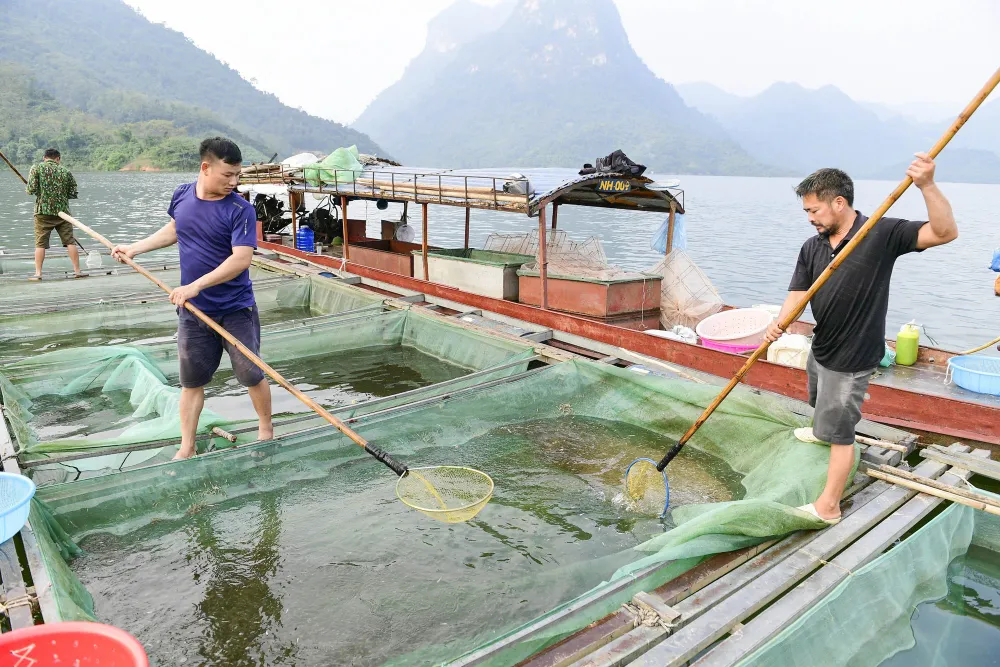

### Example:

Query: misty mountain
xmin=354 ymin=0 xmax=775 ymax=175
xmin=0 ymin=0 xmax=385 ymax=160
xmin=678 ymin=81 xmax=1000 ymax=183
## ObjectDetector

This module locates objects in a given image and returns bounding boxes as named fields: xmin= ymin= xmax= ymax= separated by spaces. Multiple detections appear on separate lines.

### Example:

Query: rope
xmin=957 ymin=333 xmax=1000 ymax=355
xmin=621 ymin=602 xmax=676 ymax=631
xmin=800 ymin=548 xmax=855 ymax=577
xmin=0 ymin=593 xmax=36 ymax=616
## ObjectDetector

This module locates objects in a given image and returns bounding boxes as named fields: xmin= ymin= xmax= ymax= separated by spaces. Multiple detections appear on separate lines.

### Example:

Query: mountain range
xmin=676 ymin=81 xmax=1000 ymax=183
xmin=2 ymin=0 xmax=995 ymax=183
xmin=0 ymin=0 xmax=385 ymax=169
xmin=354 ymin=0 xmax=775 ymax=176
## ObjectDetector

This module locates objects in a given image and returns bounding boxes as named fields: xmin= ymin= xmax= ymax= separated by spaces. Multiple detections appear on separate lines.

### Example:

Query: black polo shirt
xmin=789 ymin=211 xmax=926 ymax=373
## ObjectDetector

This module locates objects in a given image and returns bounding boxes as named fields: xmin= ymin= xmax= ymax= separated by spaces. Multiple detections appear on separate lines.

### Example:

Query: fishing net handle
xmin=60 ymin=212 xmax=406 ymax=475
xmin=364 ymin=443 xmax=408 ymax=476
xmin=655 ymin=66 xmax=1000 ymax=473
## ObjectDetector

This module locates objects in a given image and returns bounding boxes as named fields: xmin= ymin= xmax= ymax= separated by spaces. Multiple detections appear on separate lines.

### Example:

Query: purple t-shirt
xmin=168 ymin=183 xmax=257 ymax=315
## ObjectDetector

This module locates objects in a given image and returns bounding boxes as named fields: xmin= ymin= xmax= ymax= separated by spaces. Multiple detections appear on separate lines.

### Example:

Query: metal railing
xmin=240 ymin=164 xmax=533 ymax=213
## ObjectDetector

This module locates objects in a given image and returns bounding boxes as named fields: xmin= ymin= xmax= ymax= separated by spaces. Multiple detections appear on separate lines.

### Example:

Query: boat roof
xmin=240 ymin=164 xmax=685 ymax=216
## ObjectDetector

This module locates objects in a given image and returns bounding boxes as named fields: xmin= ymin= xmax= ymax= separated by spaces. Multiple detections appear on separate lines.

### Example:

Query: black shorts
xmin=177 ymin=305 xmax=265 ymax=389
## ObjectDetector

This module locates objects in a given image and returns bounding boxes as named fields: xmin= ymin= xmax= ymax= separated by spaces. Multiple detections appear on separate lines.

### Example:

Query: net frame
xmin=396 ymin=465 xmax=495 ymax=524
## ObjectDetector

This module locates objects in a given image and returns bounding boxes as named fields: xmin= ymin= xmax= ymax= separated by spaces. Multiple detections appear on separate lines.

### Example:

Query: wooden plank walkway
xmin=0 ymin=403 xmax=57 ymax=630
xmin=692 ymin=447 xmax=990 ymax=666
xmin=516 ymin=443 xmax=986 ymax=667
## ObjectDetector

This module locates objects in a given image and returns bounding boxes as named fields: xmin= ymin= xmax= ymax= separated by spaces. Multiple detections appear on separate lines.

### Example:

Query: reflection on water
xmin=882 ymin=544 xmax=1000 ymax=666
xmin=3 ymin=172 xmax=997 ymax=351
xmin=66 ymin=415 xmax=737 ymax=665
xmin=20 ymin=346 xmax=470 ymax=445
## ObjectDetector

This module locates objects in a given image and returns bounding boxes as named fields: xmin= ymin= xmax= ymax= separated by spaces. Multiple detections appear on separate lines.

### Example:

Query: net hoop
xmin=396 ymin=465 xmax=494 ymax=523
xmin=624 ymin=457 xmax=670 ymax=517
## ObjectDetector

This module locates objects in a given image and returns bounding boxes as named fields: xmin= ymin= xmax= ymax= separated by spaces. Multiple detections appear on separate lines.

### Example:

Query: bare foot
xmin=173 ymin=447 xmax=196 ymax=461
xmin=258 ymin=423 xmax=274 ymax=441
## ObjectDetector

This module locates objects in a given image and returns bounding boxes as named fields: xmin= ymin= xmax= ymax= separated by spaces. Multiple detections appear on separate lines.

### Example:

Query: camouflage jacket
xmin=26 ymin=159 xmax=78 ymax=215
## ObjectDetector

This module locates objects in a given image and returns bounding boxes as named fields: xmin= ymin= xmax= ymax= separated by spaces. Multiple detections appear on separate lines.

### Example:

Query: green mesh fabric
xmin=1 ymin=308 xmax=534 ymax=460
xmin=736 ymin=485 xmax=1000 ymax=667
xmin=26 ymin=359 xmax=853 ymax=665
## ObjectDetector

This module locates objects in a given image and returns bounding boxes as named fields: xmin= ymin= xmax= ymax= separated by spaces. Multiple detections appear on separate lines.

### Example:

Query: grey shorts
xmin=177 ymin=305 xmax=265 ymax=389
xmin=806 ymin=352 xmax=875 ymax=445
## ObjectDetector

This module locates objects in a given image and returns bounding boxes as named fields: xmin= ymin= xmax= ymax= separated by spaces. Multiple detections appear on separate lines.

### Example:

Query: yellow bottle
xmin=895 ymin=321 xmax=920 ymax=366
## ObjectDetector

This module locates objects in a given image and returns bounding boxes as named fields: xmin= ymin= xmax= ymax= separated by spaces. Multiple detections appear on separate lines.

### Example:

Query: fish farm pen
xmin=1 ymin=250 xmax=999 ymax=666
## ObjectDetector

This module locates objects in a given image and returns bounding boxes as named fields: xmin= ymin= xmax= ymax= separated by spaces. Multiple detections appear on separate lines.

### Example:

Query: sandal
xmin=28 ymin=274 xmax=42 ymax=282
xmin=796 ymin=503 xmax=841 ymax=525
xmin=73 ymin=272 xmax=89 ymax=279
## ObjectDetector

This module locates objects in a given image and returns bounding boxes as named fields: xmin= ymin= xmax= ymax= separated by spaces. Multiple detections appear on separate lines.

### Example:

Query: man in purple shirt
xmin=112 ymin=137 xmax=272 ymax=459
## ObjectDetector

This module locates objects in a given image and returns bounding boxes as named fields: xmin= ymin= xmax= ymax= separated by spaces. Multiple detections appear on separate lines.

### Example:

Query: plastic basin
xmin=696 ymin=308 xmax=773 ymax=353
xmin=0 ymin=622 xmax=148 ymax=666
xmin=947 ymin=355 xmax=1000 ymax=396
xmin=0 ymin=472 xmax=35 ymax=544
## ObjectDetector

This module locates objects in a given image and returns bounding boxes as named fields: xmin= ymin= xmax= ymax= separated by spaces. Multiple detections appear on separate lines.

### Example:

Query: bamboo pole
xmin=870 ymin=464 xmax=1000 ymax=506
xmin=58 ymin=212 xmax=409 ymax=477
xmin=0 ymin=148 xmax=27 ymax=183
xmin=539 ymin=205 xmax=548 ymax=310
xmin=421 ymin=202 xmax=429 ymax=281
xmin=866 ymin=468 xmax=1000 ymax=516
xmin=652 ymin=65 xmax=1000 ymax=473
xmin=855 ymin=435 xmax=908 ymax=453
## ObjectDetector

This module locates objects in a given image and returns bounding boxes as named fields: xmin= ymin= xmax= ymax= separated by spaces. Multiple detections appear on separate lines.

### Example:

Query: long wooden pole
xmin=866 ymin=468 xmax=1000 ymax=517
xmin=58 ymin=212 xmax=409 ymax=477
xmin=538 ymin=205 xmax=548 ymax=310
xmin=0 ymin=148 xmax=27 ymax=183
xmin=551 ymin=202 xmax=559 ymax=231
xmin=655 ymin=65 xmax=1000 ymax=472
xmin=421 ymin=202 xmax=429 ymax=280
xmin=341 ymin=196 xmax=350 ymax=261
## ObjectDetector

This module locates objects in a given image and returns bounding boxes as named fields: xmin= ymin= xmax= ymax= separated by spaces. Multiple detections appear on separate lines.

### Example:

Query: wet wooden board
xmin=628 ymin=445 xmax=970 ymax=666
xmin=568 ymin=476 xmax=886 ymax=667
xmin=0 ymin=404 xmax=56 ymax=627
xmin=693 ymin=446 xmax=989 ymax=666
xmin=920 ymin=446 xmax=1000 ymax=482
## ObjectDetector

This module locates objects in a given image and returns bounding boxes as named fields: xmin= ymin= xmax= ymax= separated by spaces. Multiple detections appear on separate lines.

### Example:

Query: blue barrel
xmin=295 ymin=225 xmax=315 ymax=253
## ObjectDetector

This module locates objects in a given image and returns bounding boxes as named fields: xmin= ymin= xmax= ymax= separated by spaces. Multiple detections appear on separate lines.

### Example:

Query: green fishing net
xmin=23 ymin=357 xmax=854 ymax=665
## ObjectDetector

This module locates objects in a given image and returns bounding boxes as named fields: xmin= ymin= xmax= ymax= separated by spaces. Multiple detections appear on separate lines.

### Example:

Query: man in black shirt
xmin=765 ymin=155 xmax=957 ymax=524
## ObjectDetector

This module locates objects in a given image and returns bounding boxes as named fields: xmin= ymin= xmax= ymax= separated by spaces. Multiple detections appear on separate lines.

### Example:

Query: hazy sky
xmin=124 ymin=0 xmax=1000 ymax=125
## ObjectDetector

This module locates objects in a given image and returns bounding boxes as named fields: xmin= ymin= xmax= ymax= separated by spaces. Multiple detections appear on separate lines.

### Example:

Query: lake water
xmin=2 ymin=171 xmax=997 ymax=351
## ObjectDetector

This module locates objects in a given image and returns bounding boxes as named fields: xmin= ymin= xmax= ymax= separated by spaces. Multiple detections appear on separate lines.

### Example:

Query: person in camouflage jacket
xmin=26 ymin=148 xmax=85 ymax=280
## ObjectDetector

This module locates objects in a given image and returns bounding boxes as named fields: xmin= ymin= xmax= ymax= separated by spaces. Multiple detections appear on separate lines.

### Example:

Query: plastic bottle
xmin=895 ymin=321 xmax=920 ymax=366
xmin=295 ymin=225 xmax=315 ymax=253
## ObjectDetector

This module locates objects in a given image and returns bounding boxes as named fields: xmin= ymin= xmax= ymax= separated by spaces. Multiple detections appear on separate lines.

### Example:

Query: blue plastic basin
xmin=947 ymin=355 xmax=1000 ymax=396
xmin=0 ymin=473 xmax=35 ymax=544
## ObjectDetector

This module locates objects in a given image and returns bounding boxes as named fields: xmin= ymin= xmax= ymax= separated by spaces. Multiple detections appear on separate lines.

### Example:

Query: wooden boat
xmin=241 ymin=162 xmax=1000 ymax=445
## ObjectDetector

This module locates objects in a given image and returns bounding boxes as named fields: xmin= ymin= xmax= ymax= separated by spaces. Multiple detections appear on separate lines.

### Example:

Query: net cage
xmin=1 ymin=304 xmax=536 ymax=478
xmin=0 ymin=267 xmax=386 ymax=361
xmin=20 ymin=350 xmax=861 ymax=666
xmin=737 ymin=485 xmax=1000 ymax=667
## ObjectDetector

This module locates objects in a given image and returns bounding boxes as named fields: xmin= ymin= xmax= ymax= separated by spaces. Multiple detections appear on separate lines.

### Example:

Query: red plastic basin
xmin=0 ymin=622 xmax=148 ymax=666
